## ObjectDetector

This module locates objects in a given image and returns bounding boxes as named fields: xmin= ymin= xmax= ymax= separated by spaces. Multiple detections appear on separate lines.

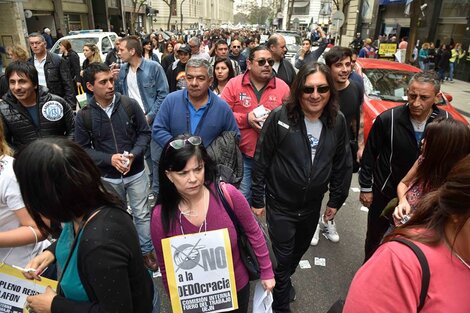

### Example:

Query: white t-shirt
xmin=126 ymin=68 xmax=145 ymax=114
xmin=304 ymin=118 xmax=323 ymax=163
xmin=0 ymin=155 xmax=48 ymax=267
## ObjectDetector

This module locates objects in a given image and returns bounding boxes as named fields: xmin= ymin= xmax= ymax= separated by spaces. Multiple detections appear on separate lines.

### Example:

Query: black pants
xmin=230 ymin=283 xmax=250 ymax=313
xmin=364 ymin=189 xmax=393 ymax=262
xmin=266 ymin=196 xmax=321 ymax=313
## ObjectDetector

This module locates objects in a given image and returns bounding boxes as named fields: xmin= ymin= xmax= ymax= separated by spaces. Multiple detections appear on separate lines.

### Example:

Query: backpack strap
xmin=391 ymin=238 xmax=430 ymax=312
xmin=80 ymin=106 xmax=94 ymax=145
xmin=118 ymin=95 xmax=136 ymax=127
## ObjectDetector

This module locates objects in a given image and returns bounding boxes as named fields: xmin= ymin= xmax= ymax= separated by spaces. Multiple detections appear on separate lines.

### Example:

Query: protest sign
xmin=162 ymin=229 xmax=237 ymax=313
xmin=0 ymin=263 xmax=57 ymax=313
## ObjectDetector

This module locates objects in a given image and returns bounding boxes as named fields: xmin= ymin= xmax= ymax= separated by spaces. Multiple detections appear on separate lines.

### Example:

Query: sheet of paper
xmin=299 ymin=260 xmax=311 ymax=269
xmin=314 ymin=257 xmax=326 ymax=267
xmin=253 ymin=281 xmax=273 ymax=313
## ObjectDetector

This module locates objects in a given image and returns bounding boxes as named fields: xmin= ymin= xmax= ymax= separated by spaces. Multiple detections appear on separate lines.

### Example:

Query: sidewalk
xmin=440 ymin=79 xmax=470 ymax=122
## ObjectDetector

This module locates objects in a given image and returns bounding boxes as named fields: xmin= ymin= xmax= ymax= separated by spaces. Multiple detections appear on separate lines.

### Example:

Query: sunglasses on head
xmin=168 ymin=136 xmax=202 ymax=150
xmin=255 ymin=59 xmax=275 ymax=66
xmin=302 ymin=85 xmax=330 ymax=94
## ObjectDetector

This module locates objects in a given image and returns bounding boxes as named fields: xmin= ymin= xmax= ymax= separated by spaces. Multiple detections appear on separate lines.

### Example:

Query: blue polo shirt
xmin=184 ymin=90 xmax=209 ymax=134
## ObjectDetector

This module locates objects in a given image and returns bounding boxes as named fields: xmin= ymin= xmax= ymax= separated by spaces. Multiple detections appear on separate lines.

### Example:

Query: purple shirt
xmin=151 ymin=183 xmax=274 ymax=293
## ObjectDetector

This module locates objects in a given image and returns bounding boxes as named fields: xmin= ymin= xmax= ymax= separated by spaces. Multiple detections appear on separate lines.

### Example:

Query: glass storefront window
xmin=441 ymin=0 xmax=470 ymax=17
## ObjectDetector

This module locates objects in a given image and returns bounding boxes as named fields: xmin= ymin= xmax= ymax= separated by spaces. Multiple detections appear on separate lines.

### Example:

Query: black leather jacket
xmin=252 ymin=105 xmax=352 ymax=212
xmin=0 ymin=86 xmax=75 ymax=151
xmin=28 ymin=52 xmax=75 ymax=106
xmin=359 ymin=104 xmax=451 ymax=197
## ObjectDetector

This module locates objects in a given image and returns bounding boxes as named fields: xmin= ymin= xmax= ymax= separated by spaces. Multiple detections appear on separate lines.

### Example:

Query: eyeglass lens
xmin=303 ymin=85 xmax=330 ymax=94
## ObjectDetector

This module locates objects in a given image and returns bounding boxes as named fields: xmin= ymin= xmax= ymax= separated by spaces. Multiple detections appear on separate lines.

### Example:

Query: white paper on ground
xmin=253 ymin=281 xmax=273 ymax=313
xmin=314 ymin=257 xmax=326 ymax=266
xmin=360 ymin=206 xmax=369 ymax=212
xmin=299 ymin=260 xmax=311 ymax=269
xmin=351 ymin=187 xmax=360 ymax=192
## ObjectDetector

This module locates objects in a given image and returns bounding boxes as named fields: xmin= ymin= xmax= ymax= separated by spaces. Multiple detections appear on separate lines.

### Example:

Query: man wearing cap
xmin=166 ymin=43 xmax=191 ymax=92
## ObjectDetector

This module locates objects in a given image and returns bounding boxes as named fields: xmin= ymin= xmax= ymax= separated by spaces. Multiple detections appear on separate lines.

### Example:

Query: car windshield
xmin=53 ymin=37 xmax=99 ymax=54
xmin=363 ymin=69 xmax=415 ymax=102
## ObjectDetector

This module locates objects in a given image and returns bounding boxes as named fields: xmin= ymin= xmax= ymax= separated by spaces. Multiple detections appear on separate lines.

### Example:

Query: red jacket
xmin=221 ymin=72 xmax=290 ymax=157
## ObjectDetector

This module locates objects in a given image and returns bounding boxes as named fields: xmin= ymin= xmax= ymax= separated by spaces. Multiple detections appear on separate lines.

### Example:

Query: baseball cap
xmin=177 ymin=44 xmax=191 ymax=54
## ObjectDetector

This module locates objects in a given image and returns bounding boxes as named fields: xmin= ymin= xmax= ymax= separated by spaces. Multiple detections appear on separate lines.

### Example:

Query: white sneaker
xmin=321 ymin=218 xmax=340 ymax=243
xmin=310 ymin=222 xmax=321 ymax=246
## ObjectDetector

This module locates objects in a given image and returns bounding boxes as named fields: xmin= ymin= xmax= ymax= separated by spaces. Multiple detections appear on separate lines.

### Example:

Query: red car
xmin=354 ymin=59 xmax=468 ymax=142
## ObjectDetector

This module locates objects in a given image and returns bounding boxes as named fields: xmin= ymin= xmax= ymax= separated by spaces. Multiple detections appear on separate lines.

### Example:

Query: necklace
xmin=454 ymin=251 xmax=470 ymax=270
xmin=178 ymin=188 xmax=208 ymax=235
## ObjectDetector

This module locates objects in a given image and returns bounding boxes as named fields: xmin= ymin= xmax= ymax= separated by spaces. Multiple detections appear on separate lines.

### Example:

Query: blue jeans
xmin=239 ymin=154 xmax=253 ymax=204
xmin=106 ymin=173 xmax=153 ymax=255
xmin=449 ymin=62 xmax=455 ymax=81
xmin=145 ymin=140 xmax=163 ymax=196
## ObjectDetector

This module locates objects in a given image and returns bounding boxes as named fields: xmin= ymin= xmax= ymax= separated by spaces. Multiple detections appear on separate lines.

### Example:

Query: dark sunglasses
xmin=232 ymin=46 xmax=241 ymax=48
xmin=302 ymin=85 xmax=330 ymax=94
xmin=255 ymin=59 xmax=275 ymax=66
xmin=169 ymin=136 xmax=202 ymax=150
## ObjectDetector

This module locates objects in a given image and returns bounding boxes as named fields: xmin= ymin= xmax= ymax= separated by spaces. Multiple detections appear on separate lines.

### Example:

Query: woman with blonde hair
xmin=0 ymin=119 xmax=48 ymax=268
xmin=419 ymin=42 xmax=430 ymax=70
xmin=80 ymin=43 xmax=102 ymax=101
xmin=0 ymin=45 xmax=29 ymax=97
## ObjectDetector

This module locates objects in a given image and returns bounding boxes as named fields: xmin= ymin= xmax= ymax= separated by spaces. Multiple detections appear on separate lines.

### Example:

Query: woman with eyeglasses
xmin=151 ymin=134 xmax=275 ymax=313
xmin=251 ymin=62 xmax=352 ymax=312
xmin=211 ymin=58 xmax=235 ymax=95
xmin=18 ymin=138 xmax=155 ymax=313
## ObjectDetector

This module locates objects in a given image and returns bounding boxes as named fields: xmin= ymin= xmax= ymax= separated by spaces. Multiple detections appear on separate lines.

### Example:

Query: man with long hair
xmin=251 ymin=63 xmax=352 ymax=313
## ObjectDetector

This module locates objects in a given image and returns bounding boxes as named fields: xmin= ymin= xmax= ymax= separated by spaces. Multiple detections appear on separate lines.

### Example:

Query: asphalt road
xmin=153 ymin=173 xmax=368 ymax=313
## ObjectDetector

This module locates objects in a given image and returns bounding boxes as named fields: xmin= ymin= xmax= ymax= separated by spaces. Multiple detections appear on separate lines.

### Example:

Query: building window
xmin=440 ymin=0 xmax=470 ymax=17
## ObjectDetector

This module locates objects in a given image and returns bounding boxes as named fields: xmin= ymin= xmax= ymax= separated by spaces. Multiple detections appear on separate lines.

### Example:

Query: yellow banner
xmin=0 ymin=263 xmax=57 ymax=313
xmin=379 ymin=43 xmax=397 ymax=57
xmin=162 ymin=228 xmax=238 ymax=313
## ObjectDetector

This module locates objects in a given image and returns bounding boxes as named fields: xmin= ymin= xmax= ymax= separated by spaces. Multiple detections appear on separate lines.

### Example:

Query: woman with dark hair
xmin=344 ymin=155 xmax=470 ymax=312
xmin=151 ymin=134 xmax=275 ymax=313
xmin=142 ymin=37 xmax=160 ymax=63
xmin=59 ymin=39 xmax=80 ymax=93
xmin=251 ymin=62 xmax=351 ymax=312
xmin=438 ymin=44 xmax=451 ymax=82
xmin=18 ymin=138 xmax=154 ymax=313
xmin=160 ymin=42 xmax=175 ymax=72
xmin=211 ymin=57 xmax=235 ymax=95
xmin=393 ymin=118 xmax=470 ymax=223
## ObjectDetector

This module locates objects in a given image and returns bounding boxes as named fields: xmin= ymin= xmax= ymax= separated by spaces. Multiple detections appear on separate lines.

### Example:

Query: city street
xmin=153 ymin=78 xmax=470 ymax=313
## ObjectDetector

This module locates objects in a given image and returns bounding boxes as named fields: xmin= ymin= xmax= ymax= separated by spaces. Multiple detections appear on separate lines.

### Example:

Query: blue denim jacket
xmin=116 ymin=58 xmax=169 ymax=122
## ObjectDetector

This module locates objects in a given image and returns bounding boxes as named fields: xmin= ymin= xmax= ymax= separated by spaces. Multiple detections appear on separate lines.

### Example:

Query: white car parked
xmin=51 ymin=30 xmax=118 ymax=66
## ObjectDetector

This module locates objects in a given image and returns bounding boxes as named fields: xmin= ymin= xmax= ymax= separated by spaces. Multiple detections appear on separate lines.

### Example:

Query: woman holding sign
xmin=151 ymin=134 xmax=275 ymax=313
xmin=15 ymin=138 xmax=155 ymax=313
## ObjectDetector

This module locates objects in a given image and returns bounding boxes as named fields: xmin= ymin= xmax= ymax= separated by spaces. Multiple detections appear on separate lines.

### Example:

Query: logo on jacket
xmin=42 ymin=101 xmax=64 ymax=121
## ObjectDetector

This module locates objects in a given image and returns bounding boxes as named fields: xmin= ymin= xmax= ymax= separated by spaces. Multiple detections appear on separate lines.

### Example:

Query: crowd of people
xmin=0 ymin=26 xmax=468 ymax=313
